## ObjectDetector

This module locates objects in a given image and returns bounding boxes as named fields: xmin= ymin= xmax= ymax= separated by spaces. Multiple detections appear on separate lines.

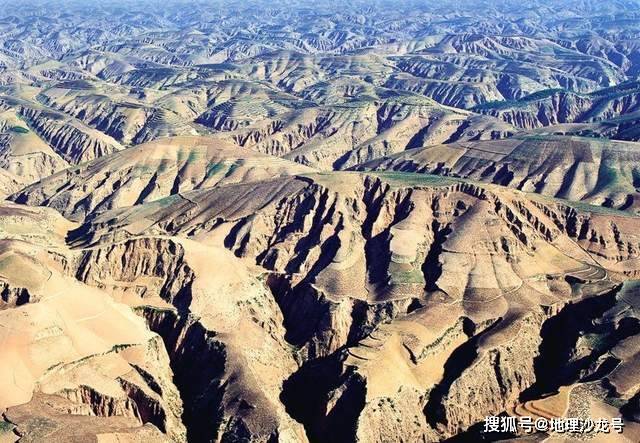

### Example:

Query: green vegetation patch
xmin=157 ymin=159 xmax=172 ymax=173
xmin=133 ymin=164 xmax=156 ymax=177
xmin=52 ymin=79 xmax=95 ymax=90
xmin=370 ymin=171 xmax=460 ymax=188
xmin=224 ymin=162 xmax=239 ymax=177
xmin=417 ymin=321 xmax=463 ymax=360
xmin=473 ymin=88 xmax=570 ymax=111
xmin=593 ymin=162 xmax=621 ymax=194
xmin=530 ymin=192 xmax=636 ymax=217
xmin=206 ymin=162 xmax=226 ymax=178
xmin=9 ymin=126 xmax=29 ymax=134
xmin=589 ymin=81 xmax=640 ymax=98
xmin=0 ymin=420 xmax=14 ymax=434
xmin=390 ymin=267 xmax=424 ymax=285
xmin=196 ymin=62 xmax=238 ymax=71
xmin=580 ymin=332 xmax=610 ymax=351
xmin=520 ymin=88 xmax=567 ymax=102
xmin=0 ymin=254 xmax=17 ymax=272
xmin=367 ymin=167 xmax=636 ymax=217
xmin=111 ymin=343 xmax=135 ymax=352
xmin=176 ymin=148 xmax=187 ymax=163
xmin=152 ymin=193 xmax=183 ymax=209
xmin=187 ymin=149 xmax=202 ymax=164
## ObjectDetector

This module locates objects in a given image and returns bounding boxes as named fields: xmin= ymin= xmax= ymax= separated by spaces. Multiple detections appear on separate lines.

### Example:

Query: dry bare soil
xmin=2 ymin=1 xmax=640 ymax=442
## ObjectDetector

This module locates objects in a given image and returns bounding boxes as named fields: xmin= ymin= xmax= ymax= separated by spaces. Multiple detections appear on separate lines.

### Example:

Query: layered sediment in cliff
xmin=5 ymin=165 xmax=640 ymax=442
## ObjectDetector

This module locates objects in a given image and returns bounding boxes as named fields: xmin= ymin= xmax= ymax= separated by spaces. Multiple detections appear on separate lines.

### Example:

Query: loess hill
xmin=2 ymin=0 xmax=640 ymax=442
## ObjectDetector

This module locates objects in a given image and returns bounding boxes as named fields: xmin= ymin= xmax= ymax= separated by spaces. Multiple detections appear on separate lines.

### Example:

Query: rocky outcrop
xmin=36 ymin=84 xmax=201 ymax=145
xmin=431 ymin=313 xmax=545 ymax=436
xmin=17 ymin=106 xmax=124 ymax=163
xmin=67 ymin=233 xmax=308 ymax=442
xmin=3 ymin=2 xmax=640 ymax=441
xmin=0 ymin=204 xmax=186 ymax=442
xmin=65 ymin=172 xmax=640 ymax=362
xmin=0 ymin=280 xmax=32 ymax=308
xmin=356 ymin=134 xmax=640 ymax=212
xmin=475 ymin=85 xmax=640 ymax=130
xmin=10 ymin=135 xmax=314 ymax=221
xmin=74 ymin=237 xmax=196 ymax=308
xmin=4 ymin=164 xmax=640 ymax=442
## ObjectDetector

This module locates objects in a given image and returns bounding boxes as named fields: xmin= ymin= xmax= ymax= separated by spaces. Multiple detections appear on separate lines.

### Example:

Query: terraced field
xmin=1 ymin=0 xmax=640 ymax=442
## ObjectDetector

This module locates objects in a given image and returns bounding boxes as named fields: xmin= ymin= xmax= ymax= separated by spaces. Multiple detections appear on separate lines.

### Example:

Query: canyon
xmin=1 ymin=1 xmax=640 ymax=442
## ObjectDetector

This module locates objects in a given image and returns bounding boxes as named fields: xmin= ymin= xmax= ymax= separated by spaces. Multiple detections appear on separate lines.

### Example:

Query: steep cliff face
xmin=384 ymin=72 xmax=505 ymax=109
xmin=14 ymin=104 xmax=124 ymax=164
xmin=0 ymin=204 xmax=186 ymax=442
xmin=0 ymin=108 xmax=69 ymax=186
xmin=194 ymin=79 xmax=309 ymax=132
xmin=58 ymin=169 xmax=640 ymax=441
xmin=0 ymin=257 xmax=187 ymax=442
xmin=2 ymin=91 xmax=123 ymax=173
xmin=67 ymin=234 xmax=308 ymax=442
xmin=356 ymin=135 xmax=640 ymax=213
xmin=431 ymin=313 xmax=546 ymax=436
xmin=141 ymin=306 xmax=307 ymax=443
xmin=5 ymin=155 xmax=640 ymax=442
xmin=475 ymin=86 xmax=640 ymax=130
xmin=74 ymin=237 xmax=196 ymax=308
xmin=35 ymin=82 xmax=201 ymax=145
xmin=4 ymin=393 xmax=175 ymax=442
xmin=212 ymin=98 xmax=513 ymax=170
xmin=10 ymin=135 xmax=314 ymax=220
xmin=476 ymin=91 xmax=594 ymax=128
xmin=286 ymin=264 xmax=635 ymax=441
xmin=3 ymin=1 xmax=640 ymax=440
xmin=67 ymin=173 xmax=640 ymax=352
xmin=333 ymin=112 xmax=514 ymax=170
